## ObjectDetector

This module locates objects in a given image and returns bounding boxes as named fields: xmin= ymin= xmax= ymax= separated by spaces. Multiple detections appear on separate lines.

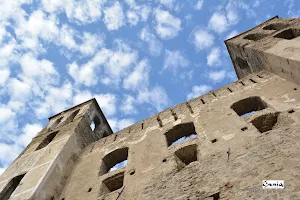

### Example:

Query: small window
xmin=231 ymin=96 xmax=268 ymax=117
xmin=99 ymin=147 xmax=128 ymax=175
xmin=35 ymin=131 xmax=59 ymax=150
xmin=251 ymin=113 xmax=279 ymax=133
xmin=165 ymin=123 xmax=197 ymax=147
xmin=67 ymin=109 xmax=80 ymax=123
xmin=101 ymin=172 xmax=124 ymax=195
xmin=243 ymin=33 xmax=266 ymax=41
xmin=49 ymin=116 xmax=63 ymax=131
xmin=274 ymin=28 xmax=300 ymax=40
xmin=0 ymin=173 xmax=26 ymax=200
xmin=174 ymin=144 xmax=197 ymax=170
xmin=208 ymin=192 xmax=220 ymax=200
xmin=236 ymin=57 xmax=249 ymax=70
xmin=90 ymin=116 xmax=101 ymax=132
xmin=263 ymin=23 xmax=287 ymax=31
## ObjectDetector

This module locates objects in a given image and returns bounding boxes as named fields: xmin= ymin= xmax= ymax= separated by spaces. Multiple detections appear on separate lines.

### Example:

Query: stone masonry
xmin=1 ymin=16 xmax=300 ymax=200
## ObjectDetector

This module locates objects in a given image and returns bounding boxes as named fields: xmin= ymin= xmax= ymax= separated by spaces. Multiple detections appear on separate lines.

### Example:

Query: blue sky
xmin=0 ymin=0 xmax=299 ymax=174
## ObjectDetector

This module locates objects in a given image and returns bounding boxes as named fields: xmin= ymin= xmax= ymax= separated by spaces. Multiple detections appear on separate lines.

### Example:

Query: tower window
xmin=251 ymin=113 xmax=279 ymax=133
xmin=231 ymin=96 xmax=268 ymax=117
xmin=174 ymin=144 xmax=197 ymax=170
xmin=165 ymin=123 xmax=197 ymax=146
xmin=243 ymin=33 xmax=266 ymax=41
xmin=99 ymin=147 xmax=128 ymax=175
xmin=263 ymin=23 xmax=287 ymax=31
xmin=0 ymin=173 xmax=26 ymax=200
xmin=67 ymin=109 xmax=80 ymax=123
xmin=236 ymin=57 xmax=250 ymax=70
xmin=90 ymin=116 xmax=101 ymax=131
xmin=35 ymin=131 xmax=59 ymax=151
xmin=49 ymin=116 xmax=63 ymax=131
xmin=274 ymin=28 xmax=300 ymax=40
xmin=101 ymin=172 xmax=124 ymax=195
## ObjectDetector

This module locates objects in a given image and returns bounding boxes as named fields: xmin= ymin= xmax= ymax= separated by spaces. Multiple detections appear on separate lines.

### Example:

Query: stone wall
xmin=59 ymin=71 xmax=300 ymax=200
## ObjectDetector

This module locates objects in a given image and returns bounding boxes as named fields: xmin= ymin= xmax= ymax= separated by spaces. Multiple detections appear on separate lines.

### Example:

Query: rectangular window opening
xmin=0 ymin=173 xmax=26 ymax=200
xmin=251 ymin=113 xmax=279 ymax=133
xmin=174 ymin=144 xmax=197 ymax=167
xmin=231 ymin=96 xmax=268 ymax=117
xmin=101 ymin=172 xmax=124 ymax=195
xmin=165 ymin=123 xmax=197 ymax=147
xmin=274 ymin=28 xmax=300 ymax=40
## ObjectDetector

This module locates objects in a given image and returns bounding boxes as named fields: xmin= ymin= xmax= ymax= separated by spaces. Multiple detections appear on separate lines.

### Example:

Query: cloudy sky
xmin=0 ymin=0 xmax=299 ymax=174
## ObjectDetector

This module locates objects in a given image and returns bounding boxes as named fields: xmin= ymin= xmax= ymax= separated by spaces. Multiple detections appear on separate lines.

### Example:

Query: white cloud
xmin=78 ymin=32 xmax=105 ymax=55
xmin=103 ymin=1 xmax=125 ymax=31
xmin=139 ymin=27 xmax=162 ymax=56
xmin=195 ymin=0 xmax=204 ymax=10
xmin=0 ymin=69 xmax=10 ymax=85
xmin=123 ymin=59 xmax=150 ymax=91
xmin=208 ymin=12 xmax=228 ymax=34
xmin=35 ymin=83 xmax=73 ymax=118
xmin=154 ymin=8 xmax=181 ymax=40
xmin=59 ymin=25 xmax=77 ymax=50
xmin=207 ymin=48 xmax=222 ymax=67
xmin=127 ymin=11 xmax=139 ymax=26
xmin=7 ymin=78 xmax=32 ymax=101
xmin=73 ymin=90 xmax=93 ymax=105
xmin=208 ymin=70 xmax=226 ymax=83
xmin=95 ymin=93 xmax=117 ymax=116
xmin=163 ymin=50 xmax=189 ymax=72
xmin=0 ymin=107 xmax=15 ymax=123
xmin=41 ymin=0 xmax=105 ymax=24
xmin=158 ymin=0 xmax=176 ymax=9
xmin=120 ymin=95 xmax=137 ymax=115
xmin=108 ymin=118 xmax=135 ymax=132
xmin=226 ymin=30 xmax=239 ymax=40
xmin=0 ymin=143 xmax=22 ymax=167
xmin=18 ymin=124 xmax=43 ymax=147
xmin=137 ymin=86 xmax=169 ymax=111
xmin=192 ymin=29 xmax=215 ymax=50
xmin=187 ymin=85 xmax=212 ymax=100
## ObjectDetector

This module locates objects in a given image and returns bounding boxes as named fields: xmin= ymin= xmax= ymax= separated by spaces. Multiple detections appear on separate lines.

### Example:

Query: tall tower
xmin=225 ymin=16 xmax=300 ymax=84
xmin=0 ymin=99 xmax=112 ymax=199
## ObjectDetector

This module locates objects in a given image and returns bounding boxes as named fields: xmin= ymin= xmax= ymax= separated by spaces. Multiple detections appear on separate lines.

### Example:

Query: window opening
xmin=236 ymin=57 xmax=249 ymax=70
xmin=243 ymin=33 xmax=266 ymax=41
xmin=231 ymin=96 xmax=268 ymax=117
xmin=35 ymin=131 xmax=59 ymax=151
xmin=274 ymin=28 xmax=300 ymax=40
xmin=0 ymin=173 xmax=26 ymax=200
xmin=49 ymin=116 xmax=63 ymax=131
xmin=208 ymin=192 xmax=220 ymax=200
xmin=99 ymin=147 xmax=128 ymax=175
xmin=174 ymin=144 xmax=197 ymax=168
xmin=263 ymin=23 xmax=286 ymax=31
xmin=90 ymin=115 xmax=101 ymax=132
xmin=101 ymin=172 xmax=124 ymax=195
xmin=251 ymin=113 xmax=279 ymax=133
xmin=165 ymin=123 xmax=197 ymax=147
xmin=67 ymin=109 xmax=80 ymax=122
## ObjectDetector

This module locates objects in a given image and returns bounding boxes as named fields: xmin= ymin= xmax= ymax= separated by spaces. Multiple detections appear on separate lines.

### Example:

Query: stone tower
xmin=1 ymin=16 xmax=300 ymax=200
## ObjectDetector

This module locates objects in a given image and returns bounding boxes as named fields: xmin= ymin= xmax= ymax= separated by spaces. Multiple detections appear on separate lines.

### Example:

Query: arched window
xmin=263 ymin=23 xmax=286 ymax=31
xmin=164 ymin=122 xmax=197 ymax=146
xmin=274 ymin=28 xmax=300 ymax=40
xmin=66 ymin=109 xmax=80 ymax=123
xmin=231 ymin=96 xmax=268 ymax=117
xmin=243 ymin=33 xmax=267 ymax=41
xmin=48 ymin=116 xmax=63 ymax=131
xmin=0 ymin=173 xmax=26 ymax=200
xmin=99 ymin=147 xmax=128 ymax=175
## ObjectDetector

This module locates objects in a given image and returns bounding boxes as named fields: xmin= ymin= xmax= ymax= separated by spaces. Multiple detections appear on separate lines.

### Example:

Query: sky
xmin=0 ymin=0 xmax=299 ymax=174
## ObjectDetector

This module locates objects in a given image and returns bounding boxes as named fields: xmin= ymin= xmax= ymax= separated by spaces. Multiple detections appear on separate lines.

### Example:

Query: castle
xmin=1 ymin=16 xmax=300 ymax=200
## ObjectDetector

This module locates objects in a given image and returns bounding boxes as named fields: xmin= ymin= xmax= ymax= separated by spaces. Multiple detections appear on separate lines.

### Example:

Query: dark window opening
xmin=240 ymin=81 xmax=245 ymax=86
xmin=88 ymin=188 xmax=92 ymax=192
xmin=251 ymin=113 xmax=279 ymax=133
xmin=212 ymin=92 xmax=217 ymax=97
xmin=67 ymin=109 xmax=80 ymax=123
xmin=101 ymin=172 xmax=124 ymax=195
xmin=243 ymin=33 xmax=266 ymax=41
xmin=263 ymin=23 xmax=287 ymax=31
xmin=241 ymin=127 xmax=248 ymax=131
xmin=174 ymin=144 xmax=197 ymax=166
xmin=227 ymin=88 xmax=233 ymax=93
xmin=49 ymin=117 xmax=63 ymax=131
xmin=201 ymin=99 xmax=205 ymax=104
xmin=165 ymin=123 xmax=197 ymax=146
xmin=231 ymin=96 xmax=268 ymax=117
xmin=0 ymin=173 xmax=26 ymax=200
xmin=99 ymin=147 xmax=128 ymax=175
xmin=236 ymin=57 xmax=249 ymax=70
xmin=250 ymin=79 xmax=257 ymax=83
xmin=288 ymin=109 xmax=295 ymax=114
xmin=36 ymin=131 xmax=59 ymax=151
xmin=208 ymin=192 xmax=220 ymax=200
xmin=257 ymin=75 xmax=263 ymax=78
xmin=274 ymin=28 xmax=300 ymax=40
